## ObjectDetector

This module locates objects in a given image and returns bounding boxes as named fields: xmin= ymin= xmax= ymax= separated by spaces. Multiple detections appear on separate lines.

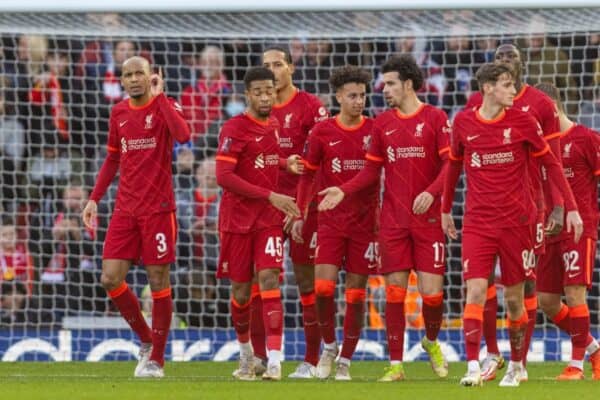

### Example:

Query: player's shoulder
xmin=297 ymin=90 xmax=328 ymax=116
xmin=465 ymin=91 xmax=483 ymax=109
xmin=570 ymin=123 xmax=600 ymax=141
xmin=506 ymin=107 xmax=538 ymax=124
xmin=373 ymin=109 xmax=396 ymax=125
xmin=453 ymin=108 xmax=476 ymax=126
xmin=310 ymin=116 xmax=336 ymax=136
xmin=111 ymin=99 xmax=130 ymax=114
xmin=422 ymin=104 xmax=449 ymax=121
xmin=524 ymin=85 xmax=553 ymax=105
xmin=220 ymin=114 xmax=250 ymax=136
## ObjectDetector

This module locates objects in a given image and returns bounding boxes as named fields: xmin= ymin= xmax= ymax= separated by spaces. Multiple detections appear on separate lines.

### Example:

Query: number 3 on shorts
xmin=156 ymin=232 xmax=167 ymax=253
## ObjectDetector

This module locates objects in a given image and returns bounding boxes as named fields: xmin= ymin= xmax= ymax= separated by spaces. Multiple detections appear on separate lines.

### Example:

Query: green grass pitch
xmin=0 ymin=362 xmax=597 ymax=400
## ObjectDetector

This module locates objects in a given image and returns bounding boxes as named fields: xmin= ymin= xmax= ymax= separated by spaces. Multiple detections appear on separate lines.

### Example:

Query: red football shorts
xmin=288 ymin=209 xmax=318 ymax=265
xmin=537 ymin=237 xmax=596 ymax=293
xmin=378 ymin=226 xmax=446 ymax=275
xmin=315 ymin=226 xmax=378 ymax=276
xmin=462 ymin=225 xmax=534 ymax=287
xmin=103 ymin=210 xmax=177 ymax=265
xmin=217 ymin=226 xmax=284 ymax=283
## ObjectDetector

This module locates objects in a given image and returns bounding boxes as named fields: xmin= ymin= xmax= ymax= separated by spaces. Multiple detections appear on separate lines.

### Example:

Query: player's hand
xmin=283 ymin=214 xmax=295 ymax=234
xmin=81 ymin=200 xmax=97 ymax=230
xmin=412 ymin=191 xmax=434 ymax=215
xmin=269 ymin=192 xmax=301 ymax=218
xmin=290 ymin=219 xmax=304 ymax=244
xmin=565 ymin=210 xmax=584 ymax=243
xmin=544 ymin=205 xmax=564 ymax=236
xmin=286 ymin=155 xmax=305 ymax=175
xmin=150 ymin=67 xmax=164 ymax=97
xmin=318 ymin=186 xmax=344 ymax=211
xmin=442 ymin=213 xmax=458 ymax=240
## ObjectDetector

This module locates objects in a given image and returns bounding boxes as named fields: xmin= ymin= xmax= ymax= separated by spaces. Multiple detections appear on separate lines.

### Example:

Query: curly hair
xmin=380 ymin=54 xmax=424 ymax=91
xmin=329 ymin=65 xmax=372 ymax=92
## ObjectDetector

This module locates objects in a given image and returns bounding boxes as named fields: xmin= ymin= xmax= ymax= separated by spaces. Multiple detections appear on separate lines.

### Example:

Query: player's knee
xmin=564 ymin=288 xmax=586 ymax=307
xmin=258 ymin=273 xmax=279 ymax=291
xmin=504 ymin=296 xmax=522 ymax=316
xmin=100 ymin=272 xmax=122 ymax=291
xmin=537 ymin=293 xmax=559 ymax=316
xmin=232 ymin=291 xmax=251 ymax=307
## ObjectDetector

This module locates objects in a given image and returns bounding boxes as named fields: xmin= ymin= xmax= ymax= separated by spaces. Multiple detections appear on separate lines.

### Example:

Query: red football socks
xmin=107 ymin=282 xmax=152 ymax=344
xmin=150 ymin=287 xmax=173 ymax=366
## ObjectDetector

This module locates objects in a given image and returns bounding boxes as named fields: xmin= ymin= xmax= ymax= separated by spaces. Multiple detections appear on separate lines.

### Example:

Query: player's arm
xmin=83 ymin=115 xmax=121 ymax=229
xmin=318 ymin=127 xmax=383 ymax=211
xmin=414 ymin=112 xmax=451 ymax=214
xmin=527 ymin=125 xmax=582 ymax=242
xmin=539 ymin=96 xmax=565 ymax=234
xmin=296 ymin=133 xmax=323 ymax=216
xmin=151 ymin=68 xmax=191 ymax=143
xmin=441 ymin=117 xmax=464 ymax=240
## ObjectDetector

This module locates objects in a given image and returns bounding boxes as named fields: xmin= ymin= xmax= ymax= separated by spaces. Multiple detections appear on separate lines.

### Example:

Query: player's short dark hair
xmin=263 ymin=46 xmax=292 ymax=64
xmin=329 ymin=65 xmax=372 ymax=92
xmin=243 ymin=67 xmax=275 ymax=89
xmin=381 ymin=54 xmax=424 ymax=91
xmin=535 ymin=82 xmax=565 ymax=114
xmin=475 ymin=63 xmax=514 ymax=90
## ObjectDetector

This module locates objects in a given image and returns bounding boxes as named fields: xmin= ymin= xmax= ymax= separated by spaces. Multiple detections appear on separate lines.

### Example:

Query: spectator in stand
xmin=302 ymin=39 xmax=333 ymax=99
xmin=13 ymin=34 xmax=54 ymax=154
xmin=0 ymin=76 xmax=26 ymax=212
xmin=0 ymin=216 xmax=34 ymax=294
xmin=431 ymin=23 xmax=475 ymax=116
xmin=579 ymin=86 xmax=600 ymax=130
xmin=373 ymin=25 xmax=445 ymax=109
xmin=521 ymin=17 xmax=578 ymax=116
xmin=180 ymin=45 xmax=232 ymax=142
xmin=173 ymin=146 xmax=196 ymax=269
xmin=39 ymin=183 xmax=100 ymax=316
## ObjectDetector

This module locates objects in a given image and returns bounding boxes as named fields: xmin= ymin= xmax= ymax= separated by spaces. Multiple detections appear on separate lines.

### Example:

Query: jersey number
xmin=563 ymin=250 xmax=580 ymax=272
xmin=156 ymin=232 xmax=167 ymax=253
xmin=364 ymin=242 xmax=379 ymax=262
xmin=432 ymin=242 xmax=445 ymax=263
xmin=265 ymin=237 xmax=283 ymax=257
xmin=522 ymin=249 xmax=535 ymax=271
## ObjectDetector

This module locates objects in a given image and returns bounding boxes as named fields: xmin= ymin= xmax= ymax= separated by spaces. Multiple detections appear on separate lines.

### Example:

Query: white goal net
xmin=0 ymin=7 xmax=598 ymax=362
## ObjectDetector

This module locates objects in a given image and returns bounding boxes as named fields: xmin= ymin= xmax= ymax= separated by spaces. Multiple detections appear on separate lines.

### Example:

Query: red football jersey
xmin=559 ymin=124 xmax=600 ymax=239
xmin=106 ymin=95 xmax=186 ymax=216
xmin=271 ymin=89 xmax=328 ymax=196
xmin=304 ymin=116 xmax=378 ymax=234
xmin=450 ymin=107 xmax=549 ymax=228
xmin=216 ymin=113 xmax=282 ymax=234
xmin=466 ymin=85 xmax=561 ymax=213
xmin=366 ymin=104 xmax=450 ymax=228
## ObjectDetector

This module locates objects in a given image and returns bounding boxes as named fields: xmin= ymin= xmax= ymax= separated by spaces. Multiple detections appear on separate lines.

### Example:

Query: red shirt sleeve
xmin=365 ymin=123 xmax=385 ymax=163
xmin=90 ymin=114 xmax=121 ymax=202
xmin=296 ymin=130 xmax=322 ymax=214
xmin=464 ymin=91 xmax=482 ymax=110
xmin=425 ymin=110 xmax=451 ymax=196
xmin=157 ymin=94 xmax=191 ymax=143
xmin=524 ymin=116 xmax=577 ymax=211
xmin=307 ymin=95 xmax=329 ymax=128
xmin=442 ymin=114 xmax=465 ymax=213
xmin=585 ymin=128 xmax=600 ymax=176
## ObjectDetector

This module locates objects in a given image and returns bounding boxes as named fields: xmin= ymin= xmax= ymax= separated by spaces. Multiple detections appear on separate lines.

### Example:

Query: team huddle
xmin=83 ymin=44 xmax=600 ymax=386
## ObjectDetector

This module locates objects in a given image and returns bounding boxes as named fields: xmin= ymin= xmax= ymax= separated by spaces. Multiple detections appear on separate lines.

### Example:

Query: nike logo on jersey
xmin=434 ymin=264 xmax=444 ymax=269
xmin=119 ymin=120 xmax=128 ymax=127
xmin=157 ymin=252 xmax=168 ymax=259
xmin=384 ymin=129 xmax=397 ymax=136
xmin=568 ymin=272 xmax=581 ymax=278
xmin=255 ymin=136 xmax=264 ymax=142
xmin=466 ymin=135 xmax=480 ymax=142
xmin=521 ymin=105 xmax=530 ymax=112
xmin=275 ymin=258 xmax=283 ymax=263
xmin=329 ymin=140 xmax=342 ymax=146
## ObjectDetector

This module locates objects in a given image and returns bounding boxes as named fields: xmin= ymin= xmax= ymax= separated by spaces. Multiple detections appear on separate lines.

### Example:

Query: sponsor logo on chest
xmin=255 ymin=153 xmax=279 ymax=169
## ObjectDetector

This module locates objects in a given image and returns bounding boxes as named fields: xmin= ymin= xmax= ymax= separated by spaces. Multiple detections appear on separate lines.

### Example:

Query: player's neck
xmin=246 ymin=108 xmax=269 ymax=123
xmin=396 ymin=95 xmax=422 ymax=116
xmin=337 ymin=112 xmax=362 ymax=128
xmin=559 ymin=114 xmax=574 ymax=132
xmin=276 ymin=84 xmax=297 ymax=105
xmin=129 ymin=92 xmax=153 ymax=108
xmin=479 ymin=100 xmax=505 ymax=121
